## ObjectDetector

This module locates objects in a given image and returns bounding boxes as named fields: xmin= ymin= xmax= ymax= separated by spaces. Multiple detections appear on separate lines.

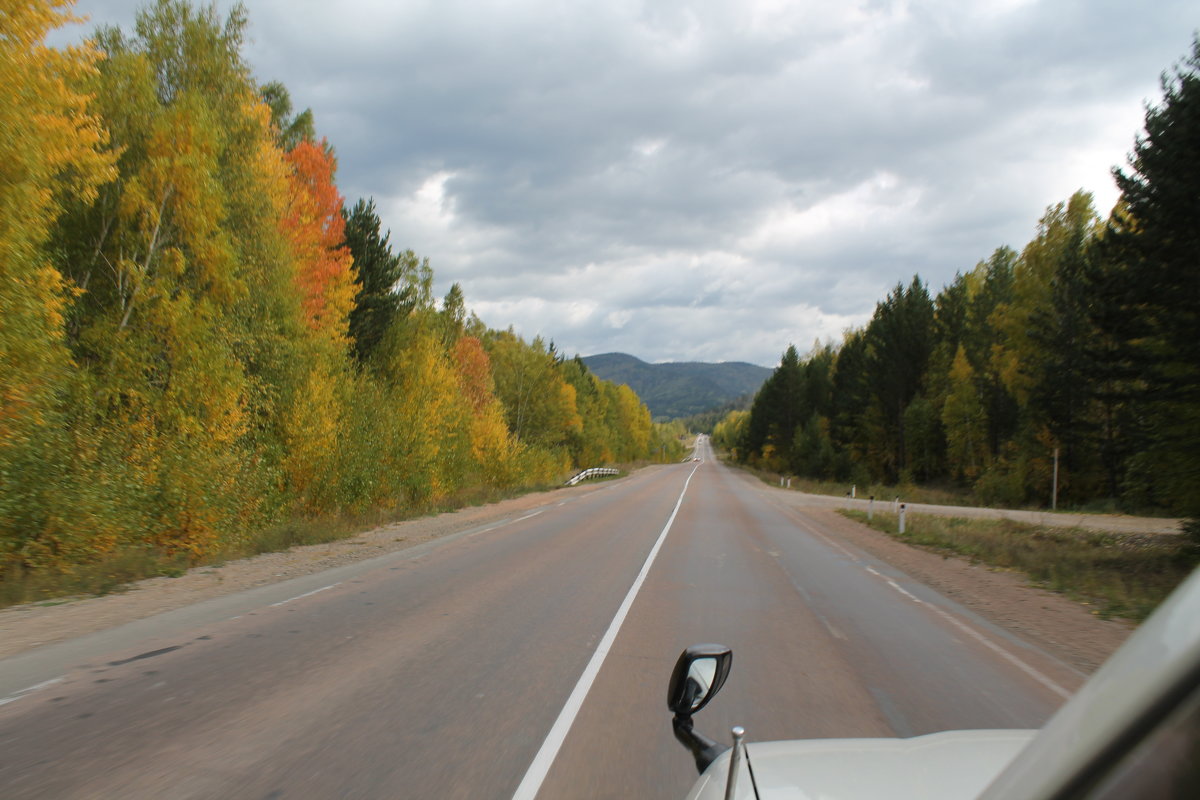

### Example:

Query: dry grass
xmin=0 ymin=547 xmax=191 ymax=608
xmin=842 ymin=510 xmax=1196 ymax=621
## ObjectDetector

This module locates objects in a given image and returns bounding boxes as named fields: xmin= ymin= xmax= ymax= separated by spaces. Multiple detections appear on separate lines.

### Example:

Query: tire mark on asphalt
xmin=108 ymin=645 xmax=184 ymax=666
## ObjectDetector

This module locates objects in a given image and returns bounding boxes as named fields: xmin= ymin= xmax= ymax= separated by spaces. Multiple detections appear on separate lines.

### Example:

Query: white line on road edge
xmin=269 ymin=582 xmax=340 ymax=608
xmin=467 ymin=509 xmax=547 ymax=539
xmin=511 ymin=462 xmax=702 ymax=800
xmin=775 ymin=504 xmax=1074 ymax=699
xmin=0 ymin=677 xmax=63 ymax=708
xmin=863 ymin=566 xmax=1070 ymax=699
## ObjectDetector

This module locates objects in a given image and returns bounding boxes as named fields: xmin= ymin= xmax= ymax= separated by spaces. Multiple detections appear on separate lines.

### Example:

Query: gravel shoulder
xmin=1 ymin=467 xmax=1136 ymax=674
xmin=770 ymin=487 xmax=1182 ymax=534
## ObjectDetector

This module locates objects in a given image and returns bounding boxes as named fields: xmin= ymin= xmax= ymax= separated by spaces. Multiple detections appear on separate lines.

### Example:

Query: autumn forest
xmin=6 ymin=0 xmax=1199 ymax=593
xmin=0 ymin=0 xmax=684 ymax=582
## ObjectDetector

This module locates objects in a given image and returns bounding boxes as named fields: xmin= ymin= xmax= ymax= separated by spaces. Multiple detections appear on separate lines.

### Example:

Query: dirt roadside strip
xmin=0 ymin=481 xmax=612 ymax=662
xmin=0 ymin=465 xmax=1136 ymax=675
xmin=774 ymin=489 xmax=1183 ymax=535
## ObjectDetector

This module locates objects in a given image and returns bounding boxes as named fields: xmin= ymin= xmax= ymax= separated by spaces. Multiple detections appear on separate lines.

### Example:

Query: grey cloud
xmin=64 ymin=0 xmax=1197 ymax=366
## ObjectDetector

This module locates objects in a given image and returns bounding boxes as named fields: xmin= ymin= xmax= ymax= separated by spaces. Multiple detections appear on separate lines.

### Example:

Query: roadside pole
xmin=1052 ymin=447 xmax=1059 ymax=511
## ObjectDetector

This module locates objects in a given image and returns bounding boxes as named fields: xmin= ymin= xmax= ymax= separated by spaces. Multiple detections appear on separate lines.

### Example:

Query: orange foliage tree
xmin=276 ymin=139 xmax=359 ymax=511
xmin=281 ymin=139 xmax=355 ymax=341
xmin=451 ymin=335 xmax=521 ymax=487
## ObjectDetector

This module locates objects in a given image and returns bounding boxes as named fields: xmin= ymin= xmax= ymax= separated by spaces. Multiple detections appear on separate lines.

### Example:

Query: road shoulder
xmin=0 ymin=475 xmax=640 ymax=661
xmin=741 ymin=474 xmax=1134 ymax=674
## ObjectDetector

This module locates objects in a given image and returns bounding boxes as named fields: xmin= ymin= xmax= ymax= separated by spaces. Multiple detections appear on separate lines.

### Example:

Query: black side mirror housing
xmin=668 ymin=643 xmax=733 ymax=716
xmin=667 ymin=644 xmax=733 ymax=773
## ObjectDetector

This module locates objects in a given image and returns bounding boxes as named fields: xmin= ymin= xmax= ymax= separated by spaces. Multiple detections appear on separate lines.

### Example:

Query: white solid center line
xmin=511 ymin=462 xmax=701 ymax=800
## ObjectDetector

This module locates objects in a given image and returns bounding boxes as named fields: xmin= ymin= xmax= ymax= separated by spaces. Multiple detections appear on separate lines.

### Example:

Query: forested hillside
xmin=582 ymin=353 xmax=771 ymax=420
xmin=715 ymin=37 xmax=1200 ymax=520
xmin=0 ymin=0 xmax=682 ymax=580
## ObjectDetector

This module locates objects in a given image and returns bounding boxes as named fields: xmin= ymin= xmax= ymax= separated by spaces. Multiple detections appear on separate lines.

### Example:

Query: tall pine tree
xmin=343 ymin=198 xmax=414 ymax=365
xmin=1101 ymin=37 xmax=1200 ymax=516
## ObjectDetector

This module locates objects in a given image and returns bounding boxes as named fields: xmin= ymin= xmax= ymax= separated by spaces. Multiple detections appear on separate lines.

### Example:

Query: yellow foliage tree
xmin=380 ymin=323 xmax=472 ymax=505
xmin=52 ymin=2 xmax=310 ymax=558
xmin=942 ymin=347 xmax=989 ymax=482
xmin=0 ymin=0 xmax=116 ymax=568
xmin=613 ymin=383 xmax=652 ymax=461
xmin=451 ymin=336 xmax=522 ymax=488
xmin=487 ymin=331 xmax=582 ymax=452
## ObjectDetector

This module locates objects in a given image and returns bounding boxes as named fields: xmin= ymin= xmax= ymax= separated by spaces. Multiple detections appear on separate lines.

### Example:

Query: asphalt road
xmin=0 ymin=439 xmax=1083 ymax=799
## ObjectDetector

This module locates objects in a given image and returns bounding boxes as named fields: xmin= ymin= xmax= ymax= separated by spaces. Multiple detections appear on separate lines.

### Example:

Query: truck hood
xmin=685 ymin=729 xmax=1037 ymax=800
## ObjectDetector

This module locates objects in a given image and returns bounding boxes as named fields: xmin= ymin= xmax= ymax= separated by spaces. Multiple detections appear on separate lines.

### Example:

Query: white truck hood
xmin=685 ymin=729 xmax=1036 ymax=800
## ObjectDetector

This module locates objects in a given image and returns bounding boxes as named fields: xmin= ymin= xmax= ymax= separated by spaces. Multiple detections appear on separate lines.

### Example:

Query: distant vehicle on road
xmin=666 ymin=567 xmax=1200 ymax=799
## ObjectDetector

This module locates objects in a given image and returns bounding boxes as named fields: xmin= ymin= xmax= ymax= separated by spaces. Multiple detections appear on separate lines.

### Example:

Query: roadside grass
xmin=842 ymin=510 xmax=1196 ymax=621
xmin=238 ymin=512 xmax=383 ymax=557
xmin=0 ymin=507 xmax=446 ymax=610
xmin=0 ymin=468 xmax=629 ymax=611
xmin=0 ymin=513 xmax=391 ymax=609
xmin=0 ymin=547 xmax=192 ymax=609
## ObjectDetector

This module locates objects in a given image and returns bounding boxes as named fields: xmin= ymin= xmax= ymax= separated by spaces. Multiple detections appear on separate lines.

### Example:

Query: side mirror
xmin=667 ymin=644 xmax=734 ymax=773
xmin=668 ymin=644 xmax=733 ymax=717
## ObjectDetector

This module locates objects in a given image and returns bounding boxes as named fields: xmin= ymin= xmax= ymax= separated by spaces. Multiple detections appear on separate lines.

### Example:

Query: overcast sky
xmin=57 ymin=0 xmax=1196 ymax=367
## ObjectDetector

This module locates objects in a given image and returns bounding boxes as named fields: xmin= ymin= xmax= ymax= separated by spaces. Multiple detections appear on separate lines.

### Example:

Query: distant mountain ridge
xmin=581 ymin=353 xmax=772 ymax=421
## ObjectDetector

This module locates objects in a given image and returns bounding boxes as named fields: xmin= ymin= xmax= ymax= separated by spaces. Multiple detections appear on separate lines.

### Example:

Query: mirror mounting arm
xmin=673 ymin=713 xmax=730 ymax=773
